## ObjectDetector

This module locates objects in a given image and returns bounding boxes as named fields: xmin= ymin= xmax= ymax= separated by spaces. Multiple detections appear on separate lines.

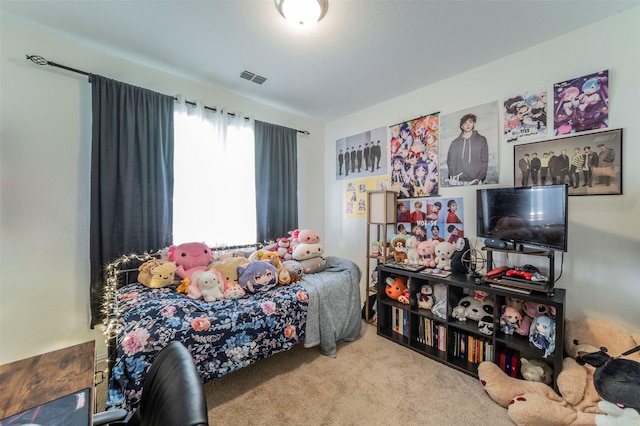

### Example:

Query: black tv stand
xmin=482 ymin=246 xmax=556 ymax=296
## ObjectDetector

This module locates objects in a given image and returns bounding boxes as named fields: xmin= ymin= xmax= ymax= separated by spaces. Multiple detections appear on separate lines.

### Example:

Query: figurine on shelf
xmin=371 ymin=241 xmax=380 ymax=256
xmin=529 ymin=315 xmax=556 ymax=358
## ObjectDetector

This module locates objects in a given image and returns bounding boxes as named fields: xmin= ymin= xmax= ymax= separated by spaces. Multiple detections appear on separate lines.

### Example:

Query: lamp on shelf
xmin=368 ymin=190 xmax=396 ymax=224
xmin=275 ymin=0 xmax=329 ymax=28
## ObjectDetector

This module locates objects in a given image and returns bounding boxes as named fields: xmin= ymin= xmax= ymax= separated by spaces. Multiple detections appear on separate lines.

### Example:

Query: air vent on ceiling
xmin=240 ymin=70 xmax=267 ymax=85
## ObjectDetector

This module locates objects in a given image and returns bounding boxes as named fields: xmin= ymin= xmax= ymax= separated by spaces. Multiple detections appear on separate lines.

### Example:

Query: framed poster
xmin=513 ymin=128 xmax=622 ymax=196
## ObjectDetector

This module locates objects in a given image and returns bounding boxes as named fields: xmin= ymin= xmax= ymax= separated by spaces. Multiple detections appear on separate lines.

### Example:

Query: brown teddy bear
xmin=478 ymin=317 xmax=640 ymax=425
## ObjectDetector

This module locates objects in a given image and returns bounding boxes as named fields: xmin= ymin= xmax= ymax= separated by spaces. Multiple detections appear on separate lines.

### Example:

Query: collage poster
xmin=392 ymin=196 xmax=464 ymax=246
xmin=344 ymin=177 xmax=390 ymax=218
xmin=388 ymin=112 xmax=440 ymax=199
xmin=553 ymin=70 xmax=609 ymax=136
xmin=503 ymin=88 xmax=548 ymax=143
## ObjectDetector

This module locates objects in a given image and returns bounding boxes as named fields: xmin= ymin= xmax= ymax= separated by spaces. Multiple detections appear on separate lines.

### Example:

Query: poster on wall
xmin=388 ymin=112 xmax=440 ymax=199
xmin=513 ymin=128 xmax=622 ymax=195
xmin=553 ymin=70 xmax=609 ymax=136
xmin=394 ymin=196 xmax=465 ymax=246
xmin=336 ymin=127 xmax=388 ymax=180
xmin=503 ymin=89 xmax=548 ymax=143
xmin=439 ymin=101 xmax=500 ymax=187
xmin=344 ymin=177 xmax=390 ymax=218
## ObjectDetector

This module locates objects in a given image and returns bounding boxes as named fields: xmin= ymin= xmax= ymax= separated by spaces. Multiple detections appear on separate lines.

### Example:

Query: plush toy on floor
xmin=478 ymin=317 xmax=640 ymax=426
xmin=577 ymin=344 xmax=640 ymax=412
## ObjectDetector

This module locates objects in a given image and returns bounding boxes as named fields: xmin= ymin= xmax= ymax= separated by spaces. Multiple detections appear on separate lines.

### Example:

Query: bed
xmin=104 ymin=253 xmax=362 ymax=410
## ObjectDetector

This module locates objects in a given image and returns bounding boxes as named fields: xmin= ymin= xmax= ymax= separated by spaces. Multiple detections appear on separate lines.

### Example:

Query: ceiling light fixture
xmin=275 ymin=0 xmax=328 ymax=29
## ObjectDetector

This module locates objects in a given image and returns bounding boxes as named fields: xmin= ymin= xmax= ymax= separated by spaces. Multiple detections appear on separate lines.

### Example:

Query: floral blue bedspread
xmin=106 ymin=283 xmax=308 ymax=409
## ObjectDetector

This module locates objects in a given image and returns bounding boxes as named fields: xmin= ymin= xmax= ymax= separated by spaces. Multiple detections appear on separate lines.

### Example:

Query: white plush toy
xmin=452 ymin=295 xmax=493 ymax=322
xmin=292 ymin=242 xmax=324 ymax=261
xmin=520 ymin=358 xmax=554 ymax=385
xmin=405 ymin=236 xmax=420 ymax=264
xmin=434 ymin=241 xmax=455 ymax=271
xmin=188 ymin=269 xmax=224 ymax=302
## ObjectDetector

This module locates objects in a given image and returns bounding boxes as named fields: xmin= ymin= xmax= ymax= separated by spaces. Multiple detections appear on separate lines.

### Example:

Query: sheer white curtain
xmin=173 ymin=95 xmax=256 ymax=246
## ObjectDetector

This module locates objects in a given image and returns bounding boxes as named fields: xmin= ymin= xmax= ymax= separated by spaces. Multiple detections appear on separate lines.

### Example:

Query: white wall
xmin=324 ymin=7 xmax=640 ymax=333
xmin=0 ymin=12 xmax=324 ymax=363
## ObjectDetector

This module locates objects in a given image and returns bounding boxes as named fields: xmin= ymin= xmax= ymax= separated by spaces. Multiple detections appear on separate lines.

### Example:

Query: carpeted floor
xmin=96 ymin=322 xmax=514 ymax=425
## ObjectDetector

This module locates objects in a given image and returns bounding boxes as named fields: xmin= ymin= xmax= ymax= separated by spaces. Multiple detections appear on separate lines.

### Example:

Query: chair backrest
xmin=135 ymin=342 xmax=208 ymax=426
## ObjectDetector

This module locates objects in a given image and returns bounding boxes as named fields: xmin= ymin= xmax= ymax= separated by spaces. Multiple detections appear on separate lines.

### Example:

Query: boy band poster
xmin=394 ymin=196 xmax=465 ymax=245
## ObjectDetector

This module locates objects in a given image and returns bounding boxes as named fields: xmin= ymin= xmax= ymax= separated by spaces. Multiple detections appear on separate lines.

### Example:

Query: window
xmin=172 ymin=99 xmax=256 ymax=246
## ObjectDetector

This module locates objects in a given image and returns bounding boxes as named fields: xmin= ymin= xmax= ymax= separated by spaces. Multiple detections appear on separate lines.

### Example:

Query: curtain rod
xmin=25 ymin=54 xmax=310 ymax=136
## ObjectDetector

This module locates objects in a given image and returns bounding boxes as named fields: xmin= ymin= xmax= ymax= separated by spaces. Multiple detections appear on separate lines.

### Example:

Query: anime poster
xmin=553 ymin=70 xmax=609 ymax=136
xmin=503 ymin=89 xmax=548 ymax=143
xmin=393 ymin=196 xmax=464 ymax=245
xmin=440 ymin=102 xmax=500 ymax=187
xmin=388 ymin=112 xmax=440 ymax=199
xmin=344 ymin=177 xmax=390 ymax=218
xmin=336 ymin=127 xmax=388 ymax=180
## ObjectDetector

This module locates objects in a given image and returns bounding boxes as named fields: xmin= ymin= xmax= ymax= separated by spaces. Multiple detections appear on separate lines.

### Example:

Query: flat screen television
xmin=476 ymin=184 xmax=568 ymax=252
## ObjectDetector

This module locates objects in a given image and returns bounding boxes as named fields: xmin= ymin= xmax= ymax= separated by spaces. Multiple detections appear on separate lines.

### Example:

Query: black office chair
xmin=93 ymin=341 xmax=209 ymax=426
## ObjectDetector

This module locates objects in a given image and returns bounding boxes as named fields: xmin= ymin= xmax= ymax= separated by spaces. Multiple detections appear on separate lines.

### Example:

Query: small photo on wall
xmin=553 ymin=70 xmax=609 ymax=136
xmin=440 ymin=101 xmax=500 ymax=187
xmin=503 ymin=89 xmax=548 ymax=143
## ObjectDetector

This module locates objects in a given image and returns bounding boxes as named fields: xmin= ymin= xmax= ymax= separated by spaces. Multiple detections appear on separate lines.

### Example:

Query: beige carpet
xmin=97 ymin=322 xmax=514 ymax=425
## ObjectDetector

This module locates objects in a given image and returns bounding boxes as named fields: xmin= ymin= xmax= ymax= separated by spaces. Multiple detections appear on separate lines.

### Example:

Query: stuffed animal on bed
xmin=282 ymin=260 xmax=303 ymax=283
xmin=249 ymin=249 xmax=282 ymax=270
xmin=223 ymin=282 xmax=246 ymax=299
xmin=137 ymin=259 xmax=177 ymax=288
xmin=209 ymin=257 xmax=250 ymax=286
xmin=237 ymin=260 xmax=278 ymax=294
xmin=292 ymin=242 xmax=324 ymax=261
xmin=188 ymin=269 xmax=225 ymax=302
xmin=169 ymin=241 xmax=213 ymax=281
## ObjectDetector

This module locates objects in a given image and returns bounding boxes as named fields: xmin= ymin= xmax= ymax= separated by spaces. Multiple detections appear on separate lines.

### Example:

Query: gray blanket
xmin=300 ymin=256 xmax=362 ymax=357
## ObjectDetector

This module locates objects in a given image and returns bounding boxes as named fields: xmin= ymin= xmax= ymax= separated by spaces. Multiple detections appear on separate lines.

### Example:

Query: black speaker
xmin=484 ymin=238 xmax=507 ymax=249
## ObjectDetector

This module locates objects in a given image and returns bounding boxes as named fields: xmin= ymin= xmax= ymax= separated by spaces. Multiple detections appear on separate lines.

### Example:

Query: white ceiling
xmin=3 ymin=0 xmax=639 ymax=122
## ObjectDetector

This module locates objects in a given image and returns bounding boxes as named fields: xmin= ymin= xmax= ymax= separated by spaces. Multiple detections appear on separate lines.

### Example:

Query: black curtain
xmin=89 ymin=75 xmax=175 ymax=326
xmin=254 ymin=121 xmax=298 ymax=241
